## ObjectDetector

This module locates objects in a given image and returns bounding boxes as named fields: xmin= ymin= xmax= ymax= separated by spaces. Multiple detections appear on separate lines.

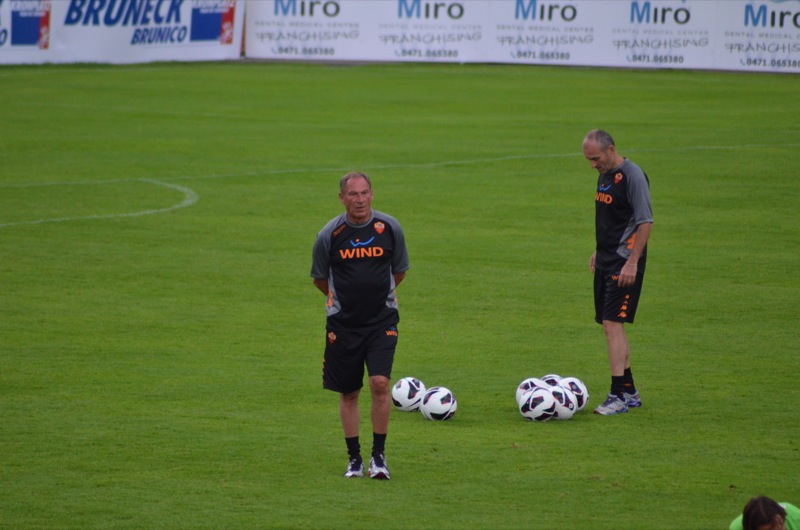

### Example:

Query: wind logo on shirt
xmin=350 ymin=237 xmax=374 ymax=247
xmin=339 ymin=237 xmax=384 ymax=259
xmin=595 ymin=191 xmax=613 ymax=204
xmin=339 ymin=244 xmax=385 ymax=259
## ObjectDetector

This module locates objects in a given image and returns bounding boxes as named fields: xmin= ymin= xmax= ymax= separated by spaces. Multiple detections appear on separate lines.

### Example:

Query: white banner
xmin=714 ymin=0 xmax=800 ymax=73
xmin=245 ymin=0 xmax=488 ymax=63
xmin=2 ymin=0 xmax=797 ymax=72
xmin=0 ymin=0 xmax=245 ymax=65
xmin=245 ymin=0 xmax=800 ymax=74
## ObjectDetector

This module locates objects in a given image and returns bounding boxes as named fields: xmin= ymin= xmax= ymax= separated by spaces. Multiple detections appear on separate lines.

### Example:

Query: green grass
xmin=1 ymin=61 xmax=798 ymax=529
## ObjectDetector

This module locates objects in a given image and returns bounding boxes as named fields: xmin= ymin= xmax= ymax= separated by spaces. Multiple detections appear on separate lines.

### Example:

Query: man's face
xmin=339 ymin=176 xmax=373 ymax=224
xmin=583 ymin=139 xmax=618 ymax=174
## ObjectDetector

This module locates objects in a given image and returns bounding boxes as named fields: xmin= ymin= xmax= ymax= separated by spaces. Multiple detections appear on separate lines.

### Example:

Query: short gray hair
xmin=339 ymin=171 xmax=372 ymax=192
xmin=584 ymin=129 xmax=616 ymax=151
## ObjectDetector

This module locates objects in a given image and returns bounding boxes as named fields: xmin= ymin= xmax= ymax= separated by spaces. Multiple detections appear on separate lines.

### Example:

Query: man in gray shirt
xmin=582 ymin=130 xmax=653 ymax=416
xmin=311 ymin=172 xmax=409 ymax=478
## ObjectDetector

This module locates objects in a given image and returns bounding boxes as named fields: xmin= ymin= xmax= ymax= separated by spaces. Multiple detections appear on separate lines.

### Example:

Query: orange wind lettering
xmin=595 ymin=192 xmax=613 ymax=204
xmin=339 ymin=247 xmax=385 ymax=259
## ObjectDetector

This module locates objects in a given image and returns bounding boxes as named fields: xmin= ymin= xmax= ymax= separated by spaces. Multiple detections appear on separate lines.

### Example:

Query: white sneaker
xmin=368 ymin=453 xmax=390 ymax=480
xmin=624 ymin=391 xmax=642 ymax=408
xmin=344 ymin=458 xmax=364 ymax=478
xmin=593 ymin=393 xmax=629 ymax=416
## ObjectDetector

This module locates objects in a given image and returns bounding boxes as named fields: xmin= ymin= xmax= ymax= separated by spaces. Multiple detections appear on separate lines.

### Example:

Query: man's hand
xmin=313 ymin=278 xmax=329 ymax=295
xmin=618 ymin=261 xmax=638 ymax=287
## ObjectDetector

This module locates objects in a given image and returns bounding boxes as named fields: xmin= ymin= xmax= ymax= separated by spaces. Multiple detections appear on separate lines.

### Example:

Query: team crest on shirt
xmin=327 ymin=331 xmax=337 ymax=344
xmin=374 ymin=222 xmax=385 ymax=234
xmin=614 ymin=172 xmax=624 ymax=184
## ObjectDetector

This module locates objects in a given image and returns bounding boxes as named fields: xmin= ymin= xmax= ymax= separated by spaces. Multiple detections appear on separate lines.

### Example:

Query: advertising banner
xmin=245 ymin=0 xmax=800 ymax=74
xmin=245 ymin=0 xmax=489 ymax=63
xmin=714 ymin=0 xmax=800 ymax=74
xmin=0 ymin=0 xmax=245 ymax=64
xmin=486 ymin=0 xmax=597 ymax=67
xmin=2 ymin=0 xmax=797 ymax=72
xmin=506 ymin=0 xmax=718 ymax=70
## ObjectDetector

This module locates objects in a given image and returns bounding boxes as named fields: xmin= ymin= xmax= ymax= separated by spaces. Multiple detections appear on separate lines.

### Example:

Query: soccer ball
xmin=549 ymin=385 xmax=578 ymax=420
xmin=558 ymin=377 xmax=590 ymax=411
xmin=519 ymin=387 xmax=557 ymax=422
xmin=515 ymin=377 xmax=548 ymax=405
xmin=391 ymin=377 xmax=426 ymax=412
xmin=420 ymin=386 xmax=457 ymax=421
xmin=540 ymin=373 xmax=562 ymax=386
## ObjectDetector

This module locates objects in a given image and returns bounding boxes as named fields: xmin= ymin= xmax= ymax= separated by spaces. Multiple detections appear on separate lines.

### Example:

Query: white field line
xmin=3 ymin=141 xmax=798 ymax=189
xmin=0 ymin=179 xmax=198 ymax=228
xmin=0 ymin=142 xmax=797 ymax=227
xmin=118 ymin=142 xmax=800 ymax=182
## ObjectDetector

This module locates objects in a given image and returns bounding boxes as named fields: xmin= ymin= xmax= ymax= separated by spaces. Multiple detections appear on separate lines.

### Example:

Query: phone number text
xmin=629 ymin=54 xmax=685 ymax=64
xmin=272 ymin=46 xmax=336 ymax=56
xmin=395 ymin=49 xmax=459 ymax=59
xmin=512 ymin=51 xmax=571 ymax=61
xmin=741 ymin=57 xmax=800 ymax=69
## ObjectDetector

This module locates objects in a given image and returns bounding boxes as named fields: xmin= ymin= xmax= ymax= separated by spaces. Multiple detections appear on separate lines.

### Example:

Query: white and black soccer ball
xmin=420 ymin=386 xmax=457 ymax=421
xmin=558 ymin=377 xmax=590 ymax=411
xmin=391 ymin=377 xmax=426 ymax=412
xmin=519 ymin=387 xmax=557 ymax=422
xmin=549 ymin=385 xmax=578 ymax=420
xmin=540 ymin=373 xmax=562 ymax=386
xmin=515 ymin=377 xmax=548 ymax=406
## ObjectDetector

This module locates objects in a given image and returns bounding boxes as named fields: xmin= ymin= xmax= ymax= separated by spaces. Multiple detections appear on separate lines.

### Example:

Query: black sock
xmin=623 ymin=368 xmax=637 ymax=394
xmin=611 ymin=376 xmax=626 ymax=398
xmin=372 ymin=433 xmax=387 ymax=457
xmin=345 ymin=436 xmax=361 ymax=461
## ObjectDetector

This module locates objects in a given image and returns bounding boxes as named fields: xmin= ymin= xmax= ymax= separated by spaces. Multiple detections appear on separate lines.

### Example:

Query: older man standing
xmin=311 ymin=172 xmax=410 ymax=478
xmin=582 ymin=130 xmax=653 ymax=416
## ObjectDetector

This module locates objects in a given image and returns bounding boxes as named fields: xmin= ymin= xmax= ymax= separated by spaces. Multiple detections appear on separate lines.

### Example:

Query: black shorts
xmin=322 ymin=326 xmax=398 ymax=394
xmin=594 ymin=269 xmax=645 ymax=324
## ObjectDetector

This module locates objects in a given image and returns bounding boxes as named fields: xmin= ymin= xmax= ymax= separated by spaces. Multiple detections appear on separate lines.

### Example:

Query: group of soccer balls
xmin=391 ymin=377 xmax=457 ymax=421
xmin=516 ymin=374 xmax=590 ymax=422
xmin=391 ymin=374 xmax=589 ymax=422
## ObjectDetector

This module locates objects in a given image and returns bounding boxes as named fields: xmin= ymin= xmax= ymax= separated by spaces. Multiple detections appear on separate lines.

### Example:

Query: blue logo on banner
xmin=190 ymin=1 xmax=236 ymax=42
xmin=190 ymin=5 xmax=222 ymax=41
xmin=189 ymin=1 xmax=235 ymax=43
xmin=9 ymin=1 xmax=48 ymax=46
xmin=11 ymin=11 xmax=39 ymax=45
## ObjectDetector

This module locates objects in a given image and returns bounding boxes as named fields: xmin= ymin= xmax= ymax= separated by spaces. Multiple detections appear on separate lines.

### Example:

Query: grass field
xmin=1 ymin=60 xmax=798 ymax=529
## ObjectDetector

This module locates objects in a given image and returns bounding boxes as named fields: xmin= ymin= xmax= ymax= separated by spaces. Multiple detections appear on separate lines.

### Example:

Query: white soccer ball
xmin=540 ymin=373 xmax=562 ymax=386
xmin=515 ymin=377 xmax=548 ymax=405
xmin=518 ymin=387 xmax=557 ymax=422
xmin=420 ymin=386 xmax=457 ymax=421
xmin=549 ymin=385 xmax=578 ymax=420
xmin=391 ymin=377 xmax=426 ymax=412
xmin=558 ymin=377 xmax=590 ymax=411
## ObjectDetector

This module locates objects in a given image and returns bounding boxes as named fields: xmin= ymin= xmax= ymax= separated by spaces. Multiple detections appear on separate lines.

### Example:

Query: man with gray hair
xmin=311 ymin=172 xmax=410 ymax=478
xmin=582 ymin=130 xmax=653 ymax=416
